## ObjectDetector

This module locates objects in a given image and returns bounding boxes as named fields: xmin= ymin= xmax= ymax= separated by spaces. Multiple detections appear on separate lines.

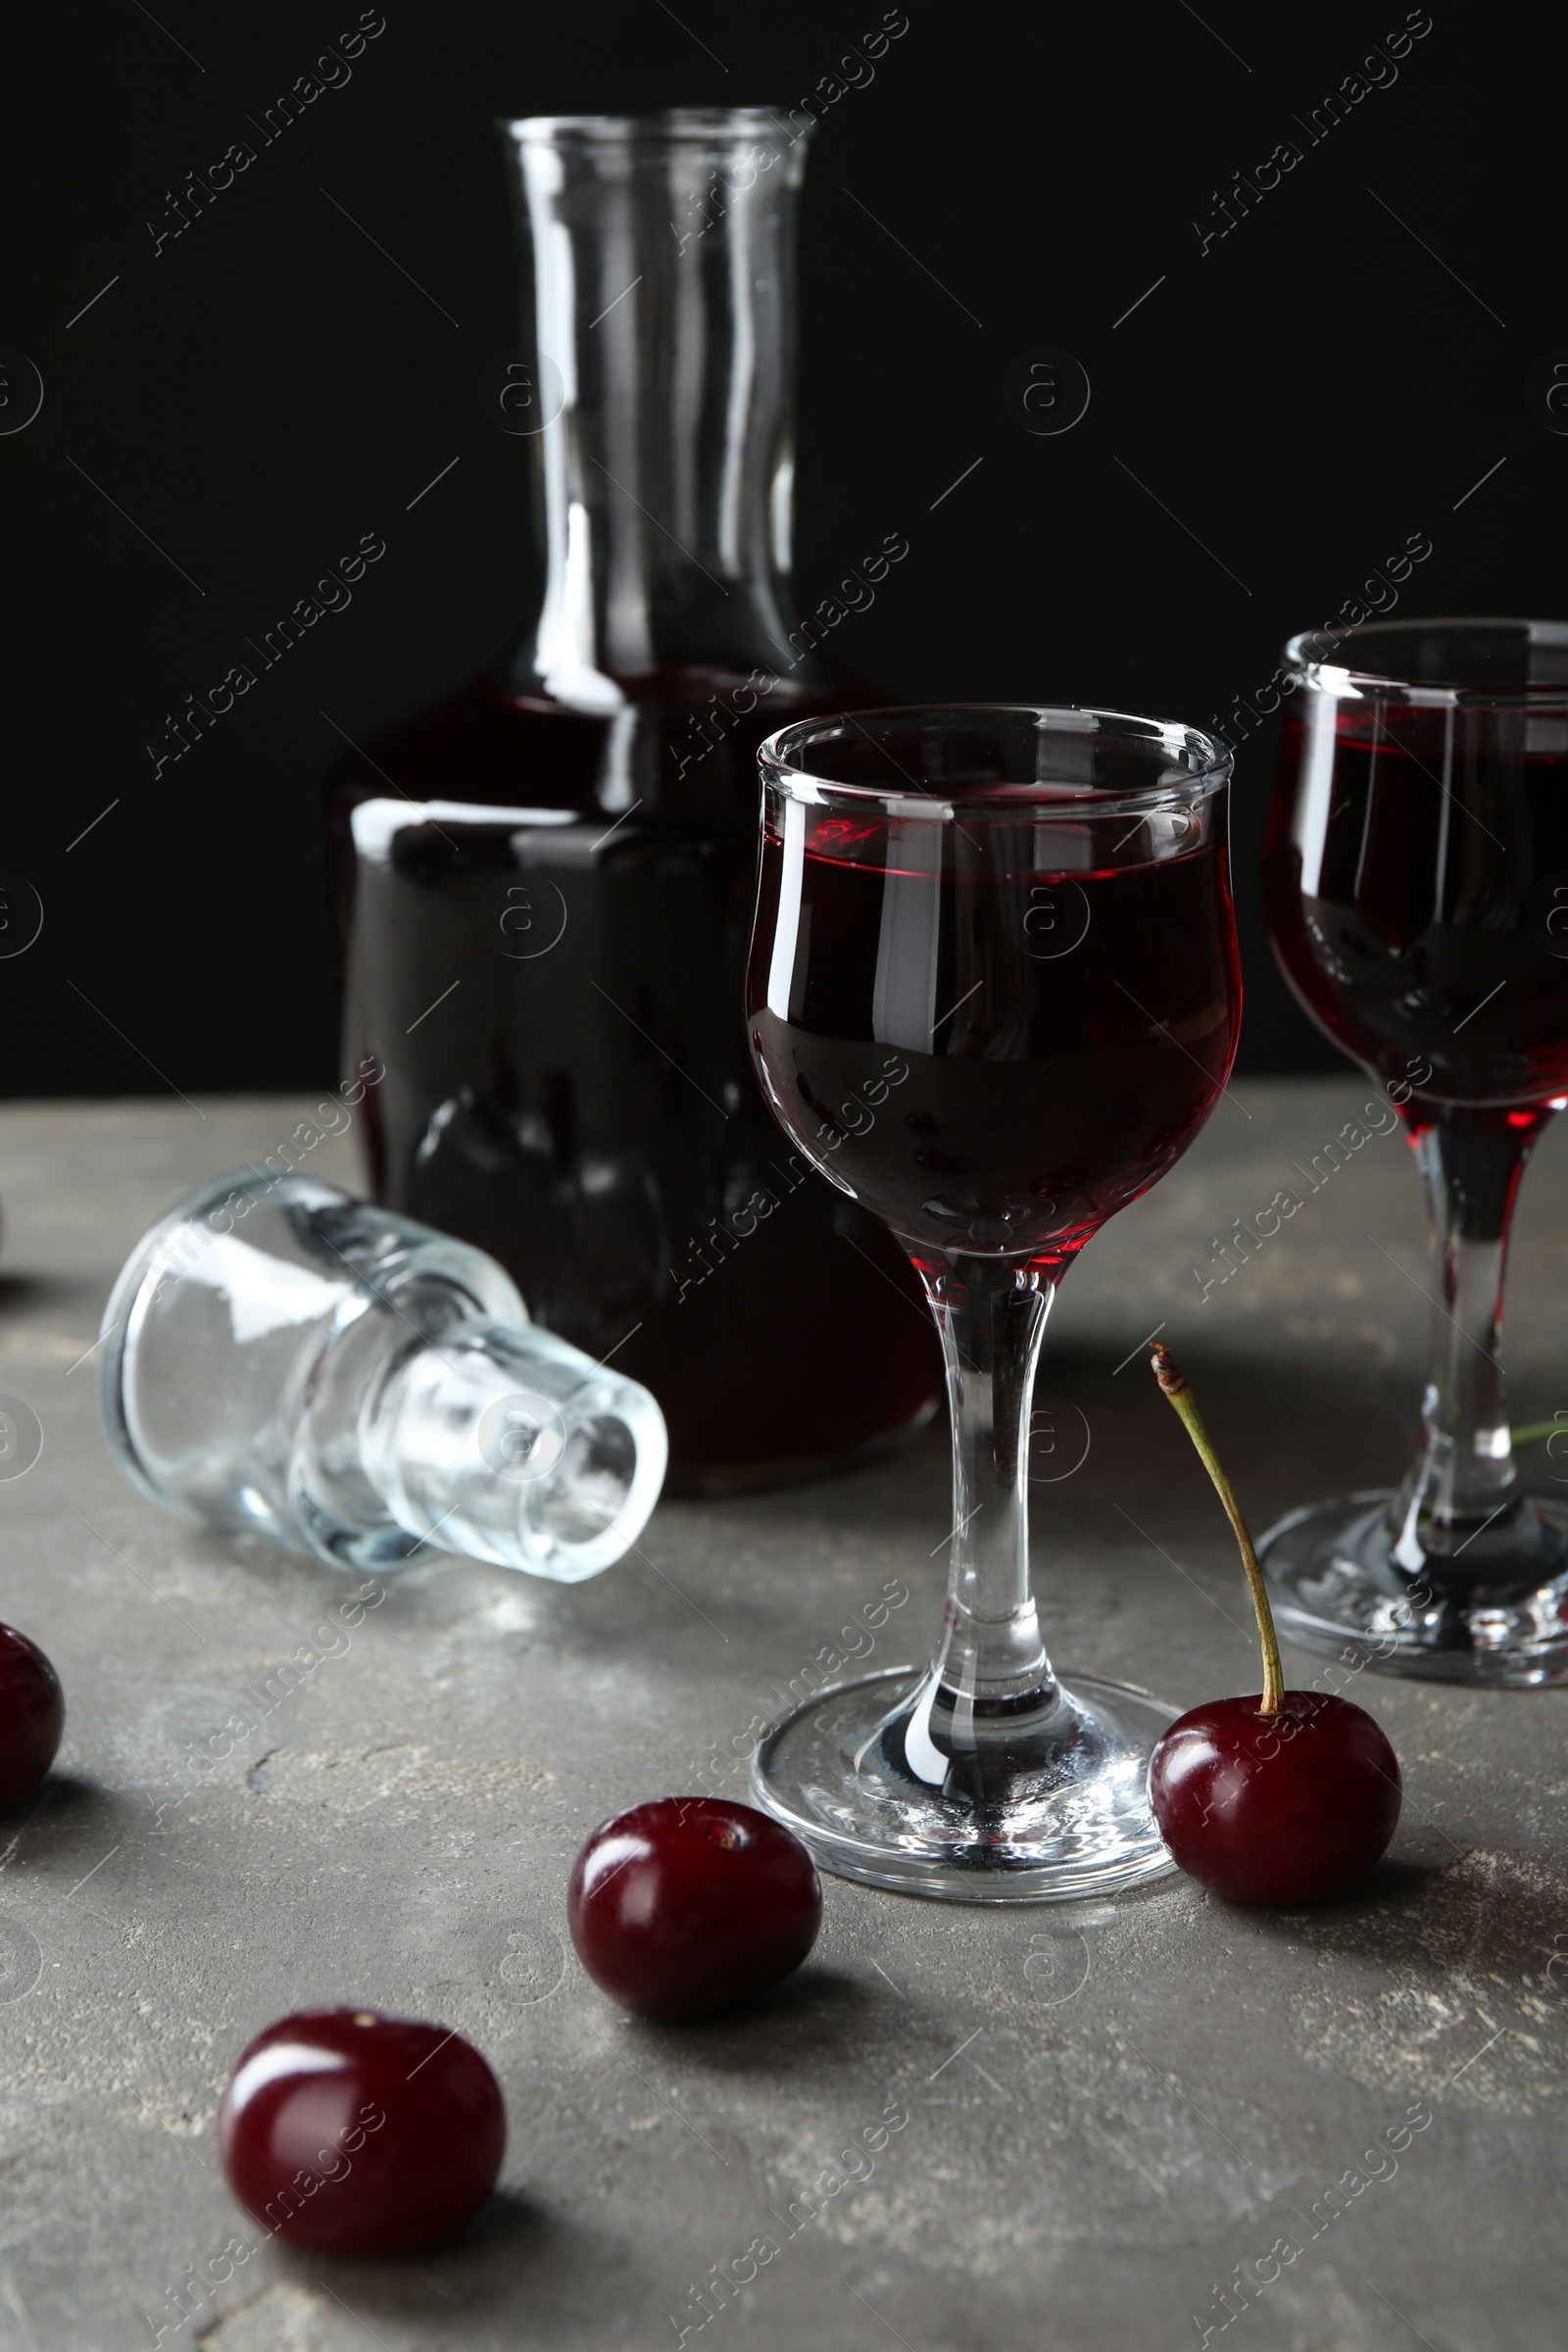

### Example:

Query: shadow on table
xmin=608 ymin=1963 xmax=881 ymax=2082
xmin=1037 ymin=1336 xmax=1413 ymax=1524
xmin=0 ymin=1272 xmax=67 ymax=1315
xmin=288 ymin=2186 xmax=580 ymax=2321
xmin=0 ymin=1769 xmax=129 ymax=1859
xmin=1244 ymin=1845 xmax=1568 ymax=1982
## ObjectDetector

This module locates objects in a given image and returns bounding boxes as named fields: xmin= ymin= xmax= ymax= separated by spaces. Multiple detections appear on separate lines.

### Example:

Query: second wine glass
xmin=743 ymin=705 xmax=1242 ymax=1898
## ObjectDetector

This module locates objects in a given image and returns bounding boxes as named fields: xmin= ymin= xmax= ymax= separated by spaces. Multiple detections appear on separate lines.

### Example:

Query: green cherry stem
xmin=1150 ymin=1343 xmax=1284 ymax=1718
xmin=1509 ymin=1419 xmax=1567 ymax=1451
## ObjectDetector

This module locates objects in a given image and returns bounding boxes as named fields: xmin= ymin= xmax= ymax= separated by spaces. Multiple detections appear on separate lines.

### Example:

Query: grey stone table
xmin=0 ymin=1084 xmax=1565 ymax=2352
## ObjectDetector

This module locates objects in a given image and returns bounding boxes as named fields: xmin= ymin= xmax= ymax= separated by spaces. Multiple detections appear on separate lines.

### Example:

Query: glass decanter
xmin=325 ymin=109 xmax=939 ymax=1492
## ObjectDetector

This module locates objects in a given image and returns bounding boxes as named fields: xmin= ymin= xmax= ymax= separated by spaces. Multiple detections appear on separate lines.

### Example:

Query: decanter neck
xmin=498 ymin=112 xmax=812 ymax=710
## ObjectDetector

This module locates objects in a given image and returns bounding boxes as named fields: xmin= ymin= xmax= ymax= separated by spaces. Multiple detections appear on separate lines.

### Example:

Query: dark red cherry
xmin=1149 ymin=1690 xmax=1401 ymax=1904
xmin=219 ymin=2008 xmax=506 ymax=2258
xmin=0 ymin=1623 xmax=64 ymax=1809
xmin=568 ymin=1797 xmax=822 ymax=2023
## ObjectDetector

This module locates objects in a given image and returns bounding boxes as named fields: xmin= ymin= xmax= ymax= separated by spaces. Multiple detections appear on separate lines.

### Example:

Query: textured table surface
xmin=0 ymin=1084 xmax=1565 ymax=2352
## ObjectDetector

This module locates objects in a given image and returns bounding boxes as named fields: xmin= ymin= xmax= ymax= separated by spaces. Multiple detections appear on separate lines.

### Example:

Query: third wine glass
xmin=1262 ymin=617 xmax=1568 ymax=1683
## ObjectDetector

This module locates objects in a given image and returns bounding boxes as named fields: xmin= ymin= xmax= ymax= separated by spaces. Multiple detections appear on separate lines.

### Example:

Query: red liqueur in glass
xmin=749 ymin=783 xmax=1240 ymax=1274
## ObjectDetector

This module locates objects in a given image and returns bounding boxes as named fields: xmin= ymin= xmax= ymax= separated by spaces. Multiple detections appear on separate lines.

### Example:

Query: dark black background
xmin=2 ymin=0 xmax=1561 ymax=1096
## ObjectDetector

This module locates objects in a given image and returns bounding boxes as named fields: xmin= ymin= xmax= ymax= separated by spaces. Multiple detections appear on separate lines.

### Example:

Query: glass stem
xmin=1390 ymin=1107 xmax=1543 ymax=1566
xmin=910 ymin=1254 xmax=1058 ymax=1791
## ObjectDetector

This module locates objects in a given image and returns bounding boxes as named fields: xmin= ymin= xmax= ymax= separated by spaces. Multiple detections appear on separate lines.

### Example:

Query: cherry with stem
xmin=1145 ymin=1344 xmax=1401 ymax=1904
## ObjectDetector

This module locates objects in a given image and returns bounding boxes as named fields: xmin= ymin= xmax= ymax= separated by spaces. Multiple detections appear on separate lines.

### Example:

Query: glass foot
xmin=750 ymin=1665 xmax=1179 ymax=1902
xmin=1259 ymin=1491 xmax=1568 ymax=1687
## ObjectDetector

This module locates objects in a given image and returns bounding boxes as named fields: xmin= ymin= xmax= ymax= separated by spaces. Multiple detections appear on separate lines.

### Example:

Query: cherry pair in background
xmin=218 ymin=1799 xmax=821 ymax=2259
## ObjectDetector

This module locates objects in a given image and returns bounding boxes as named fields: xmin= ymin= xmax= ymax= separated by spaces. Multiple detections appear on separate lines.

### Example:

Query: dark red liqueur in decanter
xmin=326 ymin=111 xmax=938 ymax=1488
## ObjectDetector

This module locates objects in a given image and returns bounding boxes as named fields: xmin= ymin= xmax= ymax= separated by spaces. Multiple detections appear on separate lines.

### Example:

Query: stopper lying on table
xmin=98 ymin=1170 xmax=667 ymax=1580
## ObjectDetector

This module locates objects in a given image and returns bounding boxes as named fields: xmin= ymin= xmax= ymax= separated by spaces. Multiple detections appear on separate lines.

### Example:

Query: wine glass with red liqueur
xmin=1261 ymin=617 xmax=1568 ymax=1685
xmin=743 ymin=705 xmax=1241 ymax=1898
